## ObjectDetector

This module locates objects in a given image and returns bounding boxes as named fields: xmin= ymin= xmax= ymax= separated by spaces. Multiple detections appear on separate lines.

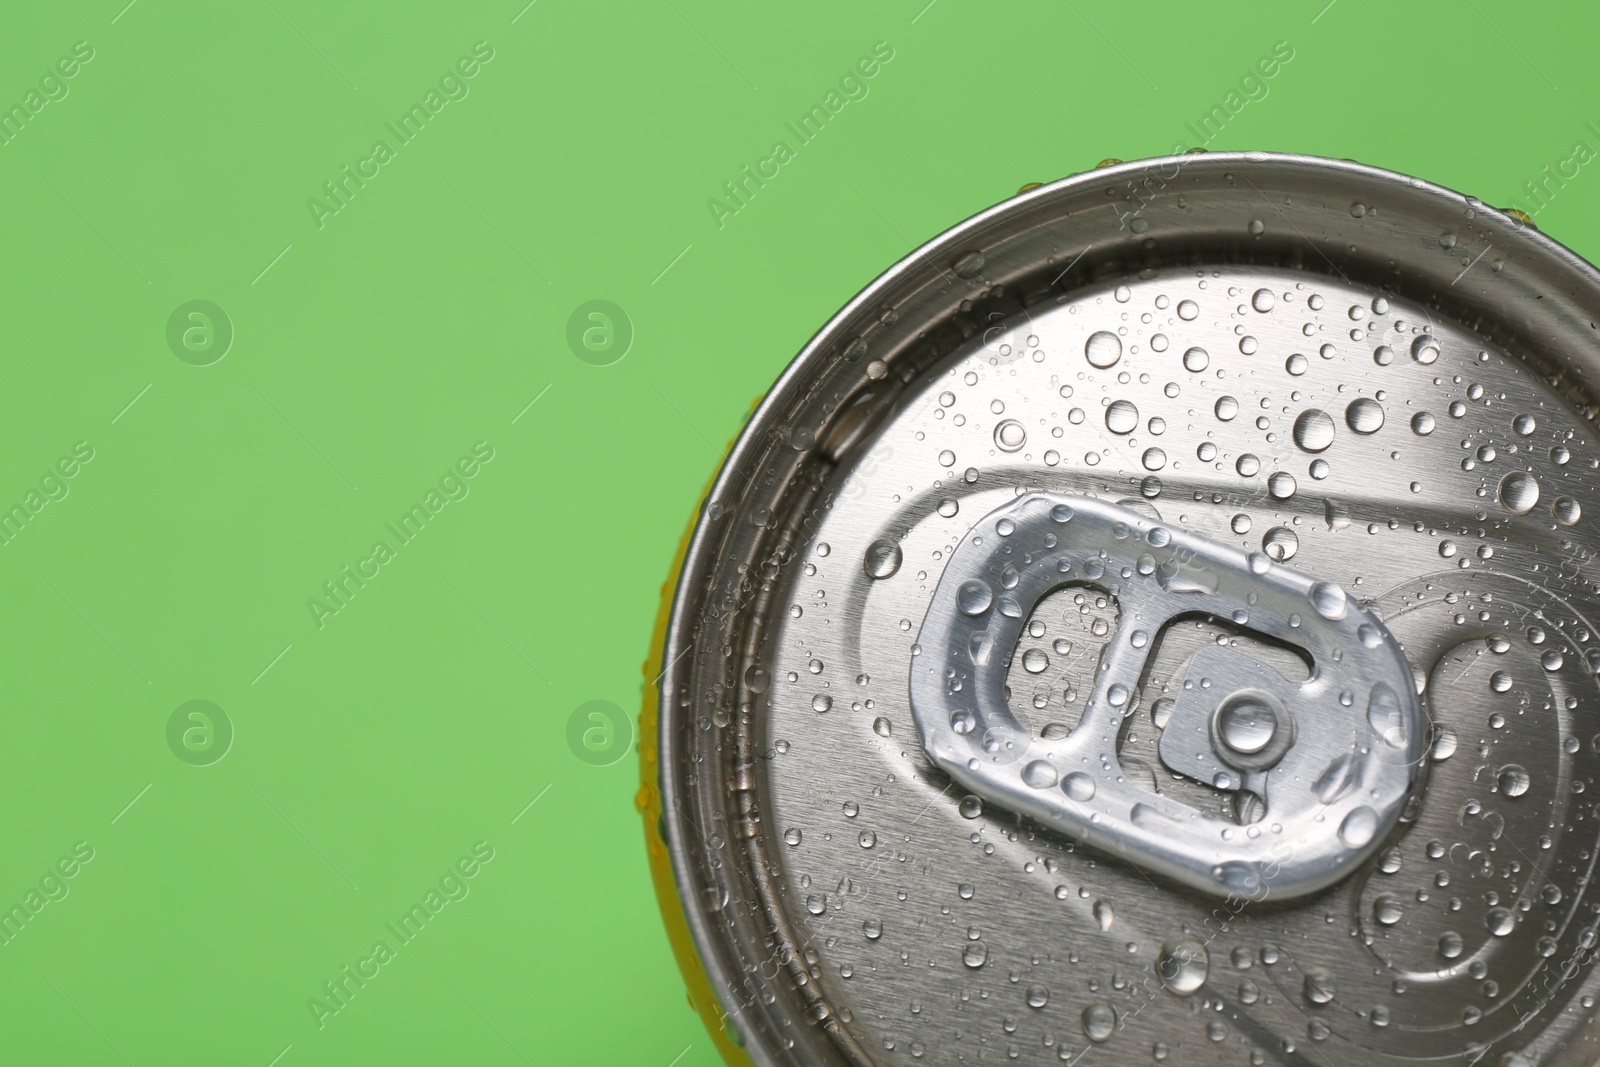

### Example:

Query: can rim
xmin=655 ymin=149 xmax=1600 ymax=1064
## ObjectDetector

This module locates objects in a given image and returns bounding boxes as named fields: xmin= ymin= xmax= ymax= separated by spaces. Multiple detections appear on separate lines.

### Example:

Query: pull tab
xmin=908 ymin=494 xmax=1427 ymax=899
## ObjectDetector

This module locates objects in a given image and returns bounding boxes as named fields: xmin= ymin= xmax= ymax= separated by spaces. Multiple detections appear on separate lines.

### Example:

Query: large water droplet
xmin=1156 ymin=937 xmax=1210 ymax=995
xmin=1368 ymin=683 xmax=1407 ymax=747
xmin=1346 ymin=397 xmax=1385 ymax=434
xmin=1093 ymin=899 xmax=1115 ymax=930
xmin=864 ymin=538 xmax=903 ymax=579
xmin=1217 ymin=695 xmax=1278 ymax=754
xmin=1082 ymin=1002 xmax=1117 ymax=1042
xmin=1022 ymin=760 xmax=1059 ymax=789
xmin=1304 ymin=969 xmax=1336 ymax=1005
xmin=1309 ymin=581 xmax=1348 ymax=620
xmin=957 ymin=579 xmax=993 ymax=615
xmin=1085 ymin=331 xmax=1123 ymax=368
xmin=1339 ymin=806 xmax=1379 ymax=849
xmin=1499 ymin=470 xmax=1540 ymax=514
xmin=1314 ymin=753 xmax=1360 ymax=804
xmin=1183 ymin=346 xmax=1209 ymax=372
xmin=1411 ymin=335 xmax=1441 ymax=364
xmin=1105 ymin=399 xmax=1139 ymax=434
xmin=962 ymin=940 xmax=989 ymax=967
xmin=1062 ymin=771 xmax=1096 ymax=802
xmin=1293 ymin=409 xmax=1336 ymax=453
xmin=1496 ymin=764 xmax=1530 ymax=797
xmin=1262 ymin=527 xmax=1298 ymax=561
xmin=994 ymin=419 xmax=1026 ymax=452
xmin=1215 ymin=396 xmax=1239 ymax=421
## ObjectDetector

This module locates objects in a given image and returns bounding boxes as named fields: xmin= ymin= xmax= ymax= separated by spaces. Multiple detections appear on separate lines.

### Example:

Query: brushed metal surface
xmin=658 ymin=152 xmax=1600 ymax=1066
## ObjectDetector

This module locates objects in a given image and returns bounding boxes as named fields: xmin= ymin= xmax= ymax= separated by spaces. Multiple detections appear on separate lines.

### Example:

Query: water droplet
xmin=1142 ymin=447 xmax=1166 ymax=471
xmin=1439 ymin=931 xmax=1464 ymax=959
xmin=872 ymin=716 xmax=892 ymax=738
xmin=864 ymin=539 xmax=903 ymax=579
xmin=1217 ymin=695 xmax=1278 ymax=754
xmin=963 ymin=941 xmax=989 ymax=967
xmin=1022 ymin=648 xmax=1049 ymax=674
xmin=1304 ymin=968 xmax=1336 ymax=1005
xmin=1231 ymin=513 xmax=1252 ymax=534
xmin=1215 ymin=395 xmax=1239 ymax=421
xmin=937 ymin=497 xmax=959 ymax=518
xmin=1293 ymin=409 xmax=1336 ymax=452
xmin=1063 ymin=772 xmax=1096 ymax=802
xmin=1156 ymin=937 xmax=1210 ymax=995
xmin=957 ymin=579 xmax=993 ymax=615
xmin=1268 ymin=472 xmax=1297 ymax=499
xmin=1106 ymin=400 xmax=1139 ymax=434
xmin=1051 ymin=502 xmax=1075 ymax=523
xmin=1346 ymin=397 xmax=1385 ymax=434
xmin=1411 ymin=335 xmax=1441 ymax=364
xmin=1374 ymin=894 xmax=1403 ymax=925
xmin=1082 ymin=1002 xmax=1117 ymax=1042
xmin=1554 ymin=497 xmax=1582 ymax=525
xmin=1431 ymin=726 xmax=1458 ymax=761
xmin=958 ymin=794 xmax=984 ymax=819
xmin=1309 ymin=581 xmax=1348 ymax=620
xmin=1496 ymin=764 xmax=1530 ymax=797
xmin=1411 ymin=411 xmax=1436 ymax=435
xmin=1026 ymin=984 xmax=1049 ymax=1009
xmin=1339 ymin=806 xmax=1379 ymax=849
xmin=1368 ymin=682 xmax=1406 ymax=746
xmin=1022 ymin=760 xmax=1059 ymax=789
xmin=863 ymin=918 xmax=883 ymax=939
xmin=1499 ymin=469 xmax=1541 ymax=514
xmin=1314 ymin=754 xmax=1359 ymax=804
xmin=1262 ymin=527 xmax=1298 ymax=561
xmin=1093 ymin=899 xmax=1115 ymax=930
xmin=859 ymin=829 xmax=876 ymax=848
xmin=1490 ymin=669 xmax=1514 ymax=693
xmin=1247 ymin=219 xmax=1265 ymax=236
xmin=1085 ymin=331 xmax=1123 ymax=369
xmin=994 ymin=419 xmax=1026 ymax=452
xmin=1251 ymin=288 xmax=1276 ymax=313
xmin=952 ymin=251 xmax=985 ymax=278
xmin=812 ymin=694 xmax=833 ymax=713
xmin=1181 ymin=346 xmax=1209 ymax=372
xmin=784 ymin=827 xmax=802 ymax=846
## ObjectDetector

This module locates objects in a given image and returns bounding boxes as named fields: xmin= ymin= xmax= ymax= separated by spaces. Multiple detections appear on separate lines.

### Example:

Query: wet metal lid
xmin=656 ymin=152 xmax=1600 ymax=1065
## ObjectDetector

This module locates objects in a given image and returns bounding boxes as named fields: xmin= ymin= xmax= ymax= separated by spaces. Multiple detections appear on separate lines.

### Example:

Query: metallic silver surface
xmin=908 ymin=492 xmax=1425 ymax=901
xmin=657 ymin=152 xmax=1600 ymax=1065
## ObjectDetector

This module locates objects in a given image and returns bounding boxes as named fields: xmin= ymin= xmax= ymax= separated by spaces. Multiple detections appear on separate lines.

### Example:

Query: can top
xmin=659 ymin=152 xmax=1600 ymax=1066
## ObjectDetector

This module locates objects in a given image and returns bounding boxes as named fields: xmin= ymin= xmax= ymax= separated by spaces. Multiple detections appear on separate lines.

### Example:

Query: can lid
xmin=658 ymin=152 xmax=1600 ymax=1065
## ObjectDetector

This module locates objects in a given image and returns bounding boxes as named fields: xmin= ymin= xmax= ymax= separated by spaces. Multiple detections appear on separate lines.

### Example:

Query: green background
xmin=0 ymin=0 xmax=1595 ymax=1062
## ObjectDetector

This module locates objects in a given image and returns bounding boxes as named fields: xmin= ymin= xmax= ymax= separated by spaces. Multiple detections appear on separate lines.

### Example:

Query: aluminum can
xmin=641 ymin=151 xmax=1600 ymax=1066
